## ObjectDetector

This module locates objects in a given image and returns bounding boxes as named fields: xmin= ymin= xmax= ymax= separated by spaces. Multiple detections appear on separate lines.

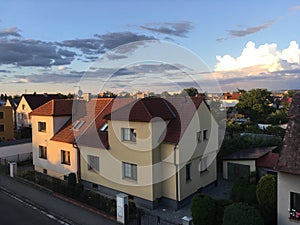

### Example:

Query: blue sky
xmin=1 ymin=0 xmax=300 ymax=95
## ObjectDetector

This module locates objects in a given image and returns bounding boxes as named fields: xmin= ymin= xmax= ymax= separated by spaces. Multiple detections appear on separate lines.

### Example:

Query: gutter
xmin=174 ymin=144 xmax=179 ymax=210
xmin=73 ymin=142 xmax=81 ymax=182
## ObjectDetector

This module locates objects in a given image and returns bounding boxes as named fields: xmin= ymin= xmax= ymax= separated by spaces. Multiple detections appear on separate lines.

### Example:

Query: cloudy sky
xmin=1 ymin=0 xmax=300 ymax=95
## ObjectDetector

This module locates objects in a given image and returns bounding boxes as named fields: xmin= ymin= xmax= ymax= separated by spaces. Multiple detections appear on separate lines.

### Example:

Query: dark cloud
xmin=13 ymin=70 xmax=84 ymax=83
xmin=0 ymin=27 xmax=22 ymax=38
xmin=61 ymin=32 xmax=155 ymax=59
xmin=0 ymin=69 xmax=11 ymax=73
xmin=0 ymin=38 xmax=76 ymax=67
xmin=140 ymin=21 xmax=193 ymax=37
xmin=217 ymin=20 xmax=275 ymax=42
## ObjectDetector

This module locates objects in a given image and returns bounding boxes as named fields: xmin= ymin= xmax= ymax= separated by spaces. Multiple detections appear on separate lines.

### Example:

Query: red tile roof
xmin=276 ymin=92 xmax=300 ymax=174
xmin=105 ymin=98 xmax=175 ymax=122
xmin=223 ymin=93 xmax=242 ymax=100
xmin=22 ymin=94 xmax=60 ymax=110
xmin=30 ymin=99 xmax=75 ymax=116
xmin=256 ymin=152 xmax=279 ymax=169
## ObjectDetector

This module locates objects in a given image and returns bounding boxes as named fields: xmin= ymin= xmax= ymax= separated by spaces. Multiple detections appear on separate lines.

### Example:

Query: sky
xmin=1 ymin=0 xmax=300 ymax=95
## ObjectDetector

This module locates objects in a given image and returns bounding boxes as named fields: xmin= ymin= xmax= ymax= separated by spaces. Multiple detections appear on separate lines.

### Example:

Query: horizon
xmin=1 ymin=1 xmax=300 ymax=95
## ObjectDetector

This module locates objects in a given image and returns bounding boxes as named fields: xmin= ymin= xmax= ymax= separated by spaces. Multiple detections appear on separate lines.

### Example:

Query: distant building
xmin=5 ymin=97 xmax=19 ymax=129
xmin=277 ymin=92 xmax=300 ymax=225
xmin=0 ymin=106 xmax=14 ymax=141
xmin=16 ymin=93 xmax=60 ymax=129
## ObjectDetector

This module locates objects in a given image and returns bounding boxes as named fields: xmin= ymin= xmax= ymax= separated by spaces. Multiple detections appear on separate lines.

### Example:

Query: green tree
xmin=231 ymin=178 xmax=257 ymax=205
xmin=256 ymin=174 xmax=277 ymax=225
xmin=191 ymin=194 xmax=216 ymax=225
xmin=182 ymin=87 xmax=199 ymax=97
xmin=222 ymin=203 xmax=264 ymax=225
xmin=237 ymin=88 xmax=274 ymax=122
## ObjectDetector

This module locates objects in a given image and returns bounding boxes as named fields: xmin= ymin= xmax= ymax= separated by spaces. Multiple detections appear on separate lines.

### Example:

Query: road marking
xmin=0 ymin=186 xmax=71 ymax=225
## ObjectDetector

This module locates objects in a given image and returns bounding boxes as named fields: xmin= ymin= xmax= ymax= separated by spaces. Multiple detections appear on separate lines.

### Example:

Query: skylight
xmin=72 ymin=120 xmax=85 ymax=130
xmin=100 ymin=123 xmax=108 ymax=132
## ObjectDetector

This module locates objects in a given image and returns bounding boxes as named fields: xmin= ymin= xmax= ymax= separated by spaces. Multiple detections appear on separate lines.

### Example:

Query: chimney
xmin=83 ymin=93 xmax=91 ymax=102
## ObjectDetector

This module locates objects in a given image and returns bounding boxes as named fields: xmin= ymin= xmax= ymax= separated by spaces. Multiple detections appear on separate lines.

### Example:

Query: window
xmin=39 ymin=146 xmax=47 ymax=159
xmin=19 ymin=113 xmax=24 ymax=119
xmin=291 ymin=192 xmax=300 ymax=212
xmin=22 ymin=104 xmax=25 ymax=110
xmin=186 ymin=163 xmax=192 ymax=182
xmin=61 ymin=150 xmax=71 ymax=165
xmin=123 ymin=162 xmax=137 ymax=180
xmin=38 ymin=122 xmax=46 ymax=132
xmin=121 ymin=128 xmax=136 ymax=142
xmin=72 ymin=120 xmax=85 ymax=130
xmin=87 ymin=155 xmax=99 ymax=172
xmin=0 ymin=112 xmax=3 ymax=119
xmin=0 ymin=124 xmax=4 ymax=132
xmin=199 ymin=157 xmax=208 ymax=174
xmin=197 ymin=131 xmax=202 ymax=143
xmin=100 ymin=123 xmax=108 ymax=132
xmin=43 ymin=169 xmax=47 ymax=174
xmin=203 ymin=130 xmax=209 ymax=140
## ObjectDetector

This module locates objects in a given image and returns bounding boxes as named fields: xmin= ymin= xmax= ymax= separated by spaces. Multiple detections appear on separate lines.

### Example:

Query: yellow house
xmin=16 ymin=94 xmax=60 ymax=129
xmin=77 ymin=97 xmax=218 ymax=209
xmin=31 ymin=97 xmax=219 ymax=209
xmin=0 ymin=106 xmax=14 ymax=141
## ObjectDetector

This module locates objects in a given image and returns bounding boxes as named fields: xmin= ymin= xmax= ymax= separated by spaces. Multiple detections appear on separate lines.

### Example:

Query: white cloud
xmin=215 ymin=41 xmax=300 ymax=73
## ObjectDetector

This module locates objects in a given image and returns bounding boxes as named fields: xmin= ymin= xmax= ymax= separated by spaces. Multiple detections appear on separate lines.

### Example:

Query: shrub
xmin=256 ymin=174 xmax=277 ymax=225
xmin=215 ymin=199 xmax=233 ymax=225
xmin=67 ymin=173 xmax=77 ymax=187
xmin=231 ymin=178 xmax=257 ymax=205
xmin=191 ymin=194 xmax=216 ymax=225
xmin=222 ymin=203 xmax=264 ymax=225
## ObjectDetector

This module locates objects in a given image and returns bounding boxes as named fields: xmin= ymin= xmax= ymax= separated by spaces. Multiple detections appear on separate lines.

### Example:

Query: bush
xmin=231 ymin=178 xmax=257 ymax=205
xmin=223 ymin=203 xmax=264 ymax=225
xmin=256 ymin=174 xmax=277 ymax=225
xmin=215 ymin=199 xmax=233 ymax=225
xmin=191 ymin=194 xmax=216 ymax=225
xmin=67 ymin=173 xmax=77 ymax=187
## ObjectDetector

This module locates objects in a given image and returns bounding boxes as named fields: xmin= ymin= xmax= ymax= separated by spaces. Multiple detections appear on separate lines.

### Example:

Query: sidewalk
xmin=0 ymin=174 xmax=116 ymax=225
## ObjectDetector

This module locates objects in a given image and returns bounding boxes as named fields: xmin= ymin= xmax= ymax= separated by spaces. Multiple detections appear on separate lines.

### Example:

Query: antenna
xmin=73 ymin=85 xmax=83 ymax=99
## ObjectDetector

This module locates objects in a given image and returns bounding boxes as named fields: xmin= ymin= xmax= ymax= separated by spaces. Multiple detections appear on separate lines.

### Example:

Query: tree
xmin=160 ymin=91 xmax=171 ymax=98
xmin=237 ymin=88 xmax=274 ymax=122
xmin=231 ymin=178 xmax=257 ymax=205
xmin=182 ymin=87 xmax=199 ymax=97
xmin=256 ymin=174 xmax=277 ymax=225
xmin=191 ymin=194 xmax=216 ymax=225
xmin=222 ymin=203 xmax=264 ymax=225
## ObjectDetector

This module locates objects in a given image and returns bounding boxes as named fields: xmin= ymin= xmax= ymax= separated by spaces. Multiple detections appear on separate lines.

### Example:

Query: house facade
xmin=31 ymin=97 xmax=219 ymax=209
xmin=16 ymin=94 xmax=59 ymax=129
xmin=0 ymin=106 xmax=14 ymax=141
xmin=277 ymin=92 xmax=300 ymax=225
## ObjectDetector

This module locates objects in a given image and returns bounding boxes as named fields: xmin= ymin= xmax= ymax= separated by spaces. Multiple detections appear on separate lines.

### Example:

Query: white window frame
xmin=61 ymin=150 xmax=71 ymax=165
xmin=38 ymin=122 xmax=46 ymax=132
xmin=123 ymin=162 xmax=137 ymax=180
xmin=87 ymin=155 xmax=100 ymax=172
xmin=39 ymin=145 xmax=47 ymax=159
xmin=121 ymin=128 xmax=136 ymax=142
xmin=199 ymin=157 xmax=208 ymax=174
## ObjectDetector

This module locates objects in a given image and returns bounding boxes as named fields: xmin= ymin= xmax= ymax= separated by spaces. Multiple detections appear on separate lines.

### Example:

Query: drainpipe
xmin=174 ymin=144 xmax=179 ymax=210
xmin=73 ymin=142 xmax=81 ymax=182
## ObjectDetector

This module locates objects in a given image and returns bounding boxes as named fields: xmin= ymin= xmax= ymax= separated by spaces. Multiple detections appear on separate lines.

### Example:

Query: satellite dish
xmin=77 ymin=89 xmax=83 ymax=97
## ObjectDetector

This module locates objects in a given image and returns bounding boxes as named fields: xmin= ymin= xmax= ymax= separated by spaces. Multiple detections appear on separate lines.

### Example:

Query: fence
xmin=129 ymin=212 xmax=180 ymax=225
xmin=0 ymin=152 xmax=32 ymax=165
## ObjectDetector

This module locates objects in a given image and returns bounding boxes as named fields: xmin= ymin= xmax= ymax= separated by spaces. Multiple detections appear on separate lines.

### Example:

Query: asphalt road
xmin=0 ymin=190 xmax=66 ymax=225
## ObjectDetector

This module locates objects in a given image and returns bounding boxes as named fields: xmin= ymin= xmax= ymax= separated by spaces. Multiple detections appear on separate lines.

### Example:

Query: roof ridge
xmin=140 ymin=99 xmax=153 ymax=120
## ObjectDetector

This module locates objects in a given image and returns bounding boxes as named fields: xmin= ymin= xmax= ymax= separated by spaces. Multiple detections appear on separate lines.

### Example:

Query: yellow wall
xmin=16 ymin=97 xmax=33 ymax=128
xmin=32 ymin=114 xmax=75 ymax=179
xmin=0 ymin=106 xmax=14 ymax=141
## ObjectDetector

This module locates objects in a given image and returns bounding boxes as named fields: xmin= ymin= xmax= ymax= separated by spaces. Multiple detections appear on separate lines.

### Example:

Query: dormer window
xmin=121 ymin=128 xmax=136 ymax=142
xmin=100 ymin=123 xmax=108 ymax=132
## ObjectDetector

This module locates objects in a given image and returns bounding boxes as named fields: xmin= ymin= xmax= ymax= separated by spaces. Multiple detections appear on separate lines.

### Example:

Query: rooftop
xmin=223 ymin=146 xmax=278 ymax=160
xmin=276 ymin=92 xmax=300 ymax=174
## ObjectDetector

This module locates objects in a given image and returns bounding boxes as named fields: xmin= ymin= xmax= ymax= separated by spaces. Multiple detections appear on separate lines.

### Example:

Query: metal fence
xmin=0 ymin=152 xmax=32 ymax=165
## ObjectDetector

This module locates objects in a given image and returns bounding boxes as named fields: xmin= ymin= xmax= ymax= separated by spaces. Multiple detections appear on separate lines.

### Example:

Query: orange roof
xmin=256 ymin=152 xmax=279 ymax=169
xmin=30 ymin=99 xmax=75 ymax=116
xmin=223 ymin=92 xmax=242 ymax=100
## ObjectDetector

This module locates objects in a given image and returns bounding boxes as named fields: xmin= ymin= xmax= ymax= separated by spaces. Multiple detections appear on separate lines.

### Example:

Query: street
xmin=0 ymin=190 xmax=67 ymax=225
